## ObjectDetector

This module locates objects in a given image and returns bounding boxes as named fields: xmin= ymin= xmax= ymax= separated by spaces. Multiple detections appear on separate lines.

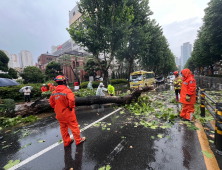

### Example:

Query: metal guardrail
xmin=197 ymin=87 xmax=222 ymax=155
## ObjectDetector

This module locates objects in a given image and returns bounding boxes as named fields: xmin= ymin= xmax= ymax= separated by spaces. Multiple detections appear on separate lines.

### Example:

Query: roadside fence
xmin=197 ymin=87 xmax=222 ymax=155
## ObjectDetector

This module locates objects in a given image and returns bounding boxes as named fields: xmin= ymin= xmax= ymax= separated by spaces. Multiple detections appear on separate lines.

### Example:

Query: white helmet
xmin=99 ymin=82 xmax=104 ymax=86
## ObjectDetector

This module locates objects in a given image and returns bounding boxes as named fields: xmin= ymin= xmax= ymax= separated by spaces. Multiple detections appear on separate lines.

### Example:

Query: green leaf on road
xmin=2 ymin=145 xmax=10 ymax=149
xmin=157 ymin=134 xmax=162 ymax=138
xmin=39 ymin=140 xmax=44 ymax=143
xmin=20 ymin=143 xmax=32 ymax=150
xmin=102 ymin=127 xmax=106 ymax=130
xmin=209 ymin=140 xmax=214 ymax=143
xmin=120 ymin=111 xmax=125 ymax=114
xmin=120 ymin=126 xmax=123 ymax=128
xmin=167 ymin=136 xmax=171 ymax=139
xmin=106 ymin=165 xmax=111 ymax=170
xmin=2 ymin=141 xmax=6 ymax=143
xmin=107 ymin=128 xmax=110 ymax=130
xmin=151 ymin=136 xmax=155 ymax=139
xmin=3 ymin=160 xmax=20 ymax=170
xmin=201 ymin=150 xmax=213 ymax=158
xmin=116 ymin=116 xmax=119 ymax=118
xmin=211 ymin=131 xmax=215 ymax=133
xmin=107 ymin=123 xmax=111 ymax=125
xmin=58 ymin=140 xmax=63 ymax=144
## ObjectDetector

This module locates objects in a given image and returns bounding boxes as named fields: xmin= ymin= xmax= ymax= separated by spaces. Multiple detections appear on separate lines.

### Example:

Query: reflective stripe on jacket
xmin=179 ymin=69 xmax=196 ymax=104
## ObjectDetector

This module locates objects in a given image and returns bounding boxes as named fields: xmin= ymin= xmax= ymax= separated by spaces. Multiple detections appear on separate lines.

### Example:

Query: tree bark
xmin=15 ymin=85 xmax=154 ymax=117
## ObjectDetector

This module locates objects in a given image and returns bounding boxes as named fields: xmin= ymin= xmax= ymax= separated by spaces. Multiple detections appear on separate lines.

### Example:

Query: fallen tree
xmin=15 ymin=85 xmax=154 ymax=117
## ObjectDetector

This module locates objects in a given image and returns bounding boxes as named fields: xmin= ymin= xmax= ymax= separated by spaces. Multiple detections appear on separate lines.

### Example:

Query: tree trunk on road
xmin=15 ymin=85 xmax=154 ymax=117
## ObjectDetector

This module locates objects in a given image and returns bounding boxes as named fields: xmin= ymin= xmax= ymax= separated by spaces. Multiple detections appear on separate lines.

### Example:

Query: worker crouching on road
xmin=173 ymin=71 xmax=183 ymax=102
xmin=108 ymin=84 xmax=115 ymax=96
xmin=49 ymin=75 xmax=86 ymax=147
xmin=41 ymin=84 xmax=48 ymax=92
xmin=96 ymin=83 xmax=107 ymax=96
xmin=180 ymin=69 xmax=196 ymax=121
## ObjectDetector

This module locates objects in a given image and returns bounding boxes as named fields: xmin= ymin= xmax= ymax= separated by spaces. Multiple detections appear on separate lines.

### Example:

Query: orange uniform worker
xmin=180 ymin=69 xmax=196 ymax=121
xmin=41 ymin=84 xmax=48 ymax=92
xmin=49 ymin=75 xmax=85 ymax=147
xmin=49 ymin=83 xmax=56 ymax=92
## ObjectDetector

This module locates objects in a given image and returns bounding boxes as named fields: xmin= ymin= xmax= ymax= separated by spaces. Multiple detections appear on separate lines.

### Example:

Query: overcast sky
xmin=0 ymin=0 xmax=210 ymax=65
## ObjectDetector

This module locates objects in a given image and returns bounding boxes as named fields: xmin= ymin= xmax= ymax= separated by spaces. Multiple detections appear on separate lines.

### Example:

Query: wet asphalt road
xmin=0 ymin=103 xmax=207 ymax=170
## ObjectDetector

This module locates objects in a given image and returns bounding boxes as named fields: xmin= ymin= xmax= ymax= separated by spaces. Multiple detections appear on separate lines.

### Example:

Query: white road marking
xmin=8 ymin=108 xmax=122 ymax=170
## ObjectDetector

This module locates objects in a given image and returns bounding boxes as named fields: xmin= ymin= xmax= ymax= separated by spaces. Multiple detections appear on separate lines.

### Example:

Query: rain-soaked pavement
xmin=1 ymin=75 xmax=221 ymax=170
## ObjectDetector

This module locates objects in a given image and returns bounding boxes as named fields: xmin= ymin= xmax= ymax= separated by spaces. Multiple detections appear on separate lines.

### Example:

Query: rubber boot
xmin=176 ymin=95 xmax=178 ymax=102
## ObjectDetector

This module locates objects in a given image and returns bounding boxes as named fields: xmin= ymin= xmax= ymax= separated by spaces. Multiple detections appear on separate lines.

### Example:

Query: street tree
xmin=0 ymin=50 xmax=9 ymax=72
xmin=84 ymin=59 xmax=100 ymax=80
xmin=45 ymin=61 xmax=63 ymax=80
xmin=190 ymin=0 xmax=222 ymax=69
xmin=21 ymin=66 xmax=44 ymax=84
xmin=8 ymin=68 xmax=18 ymax=79
xmin=116 ymin=0 xmax=152 ymax=85
xmin=67 ymin=0 xmax=134 ymax=87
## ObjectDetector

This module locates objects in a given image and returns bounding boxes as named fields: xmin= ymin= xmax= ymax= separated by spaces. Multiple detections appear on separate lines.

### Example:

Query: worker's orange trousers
xmin=180 ymin=104 xmax=195 ymax=121
xmin=59 ymin=113 xmax=81 ymax=147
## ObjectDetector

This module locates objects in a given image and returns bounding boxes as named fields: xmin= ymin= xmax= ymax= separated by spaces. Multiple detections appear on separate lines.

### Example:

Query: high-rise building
xmin=18 ymin=50 xmax=33 ymax=68
xmin=175 ymin=56 xmax=179 ymax=65
xmin=9 ymin=54 xmax=19 ymax=68
xmin=181 ymin=42 xmax=192 ymax=69
xmin=1 ymin=50 xmax=19 ymax=68
xmin=69 ymin=5 xmax=82 ymax=26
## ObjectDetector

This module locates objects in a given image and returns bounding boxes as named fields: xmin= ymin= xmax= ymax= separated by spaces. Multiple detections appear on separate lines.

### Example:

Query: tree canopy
xmin=84 ymin=59 xmax=100 ymax=79
xmin=0 ymin=50 xmax=9 ymax=72
xmin=45 ymin=61 xmax=63 ymax=80
xmin=186 ymin=0 xmax=222 ymax=70
xmin=67 ymin=0 xmax=134 ymax=87
xmin=21 ymin=66 xmax=44 ymax=84
xmin=8 ymin=68 xmax=18 ymax=79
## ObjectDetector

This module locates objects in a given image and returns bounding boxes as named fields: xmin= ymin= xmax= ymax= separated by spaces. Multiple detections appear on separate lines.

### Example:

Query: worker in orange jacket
xmin=41 ymin=84 xmax=48 ymax=92
xmin=180 ymin=69 xmax=196 ymax=121
xmin=49 ymin=83 xmax=56 ymax=92
xmin=49 ymin=75 xmax=85 ymax=147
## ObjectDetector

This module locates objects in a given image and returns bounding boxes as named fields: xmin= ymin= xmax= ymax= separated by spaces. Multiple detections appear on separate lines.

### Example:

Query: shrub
xmin=0 ymin=74 xmax=12 ymax=79
xmin=0 ymin=83 xmax=42 ymax=102
xmin=80 ymin=81 xmax=103 ymax=89
xmin=74 ymin=89 xmax=96 ymax=97
xmin=41 ymin=91 xmax=52 ymax=98
xmin=0 ymin=99 xmax=15 ymax=116
xmin=16 ymin=79 xmax=23 ymax=84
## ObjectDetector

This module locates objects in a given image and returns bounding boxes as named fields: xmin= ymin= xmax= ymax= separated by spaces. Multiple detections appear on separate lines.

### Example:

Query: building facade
xmin=1 ymin=50 xmax=19 ymax=68
xmin=18 ymin=50 xmax=33 ymax=68
xmin=37 ymin=52 xmax=58 ymax=73
xmin=181 ymin=42 xmax=192 ymax=69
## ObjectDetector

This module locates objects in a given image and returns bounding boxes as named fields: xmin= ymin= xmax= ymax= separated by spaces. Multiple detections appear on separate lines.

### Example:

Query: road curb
xmin=195 ymin=120 xmax=220 ymax=170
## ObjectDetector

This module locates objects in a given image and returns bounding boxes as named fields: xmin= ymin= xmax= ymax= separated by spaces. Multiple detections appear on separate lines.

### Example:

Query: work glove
xmin=186 ymin=94 xmax=191 ymax=102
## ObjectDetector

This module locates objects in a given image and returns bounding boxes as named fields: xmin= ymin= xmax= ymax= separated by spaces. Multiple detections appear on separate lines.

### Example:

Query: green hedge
xmin=0 ymin=99 xmax=15 ymax=116
xmin=0 ymin=83 xmax=45 ymax=102
xmin=79 ymin=79 xmax=127 ymax=89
